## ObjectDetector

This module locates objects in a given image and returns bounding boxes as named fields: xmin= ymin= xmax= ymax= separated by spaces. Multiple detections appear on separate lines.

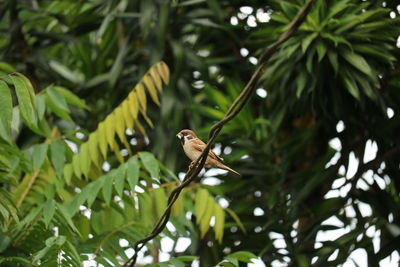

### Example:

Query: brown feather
xmin=191 ymin=141 xmax=224 ymax=162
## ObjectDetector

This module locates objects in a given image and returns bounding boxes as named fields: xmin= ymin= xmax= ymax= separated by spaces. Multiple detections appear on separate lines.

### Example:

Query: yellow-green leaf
xmin=135 ymin=83 xmax=147 ymax=112
xmin=199 ymin=196 xmax=214 ymax=238
xmin=195 ymin=188 xmax=209 ymax=224
xmin=214 ymin=203 xmax=225 ymax=243
xmin=88 ymin=132 xmax=100 ymax=168
xmin=143 ymin=76 xmax=160 ymax=106
xmin=122 ymin=100 xmax=134 ymax=132
xmin=157 ymin=62 xmax=170 ymax=85
xmin=110 ymin=139 xmax=124 ymax=163
xmin=168 ymin=184 xmax=183 ymax=216
xmin=149 ymin=67 xmax=162 ymax=92
xmin=79 ymin=143 xmax=91 ymax=178
xmin=97 ymin=122 xmax=108 ymax=159
xmin=63 ymin=164 xmax=73 ymax=185
xmin=72 ymin=154 xmax=82 ymax=178
xmin=128 ymin=92 xmax=139 ymax=120
xmin=135 ymin=119 xmax=147 ymax=136
xmin=115 ymin=106 xmax=131 ymax=153
xmin=104 ymin=114 xmax=115 ymax=149
xmin=153 ymin=188 xmax=167 ymax=221
xmin=225 ymin=208 xmax=246 ymax=234
xmin=138 ymin=192 xmax=153 ymax=225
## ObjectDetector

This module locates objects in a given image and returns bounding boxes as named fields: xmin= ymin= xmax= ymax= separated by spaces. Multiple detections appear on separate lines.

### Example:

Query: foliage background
xmin=0 ymin=0 xmax=400 ymax=266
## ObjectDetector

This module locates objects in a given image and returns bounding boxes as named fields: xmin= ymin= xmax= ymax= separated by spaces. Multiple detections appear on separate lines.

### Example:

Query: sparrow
xmin=176 ymin=129 xmax=240 ymax=176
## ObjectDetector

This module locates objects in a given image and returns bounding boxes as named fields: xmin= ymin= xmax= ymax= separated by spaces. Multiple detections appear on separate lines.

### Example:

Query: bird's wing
xmin=191 ymin=139 xmax=224 ymax=162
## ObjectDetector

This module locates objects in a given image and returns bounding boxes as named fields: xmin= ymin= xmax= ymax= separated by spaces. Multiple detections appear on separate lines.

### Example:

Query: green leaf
xmin=139 ymin=152 xmax=159 ymax=178
xmin=342 ymin=50 xmax=375 ymax=79
xmin=320 ymin=32 xmax=352 ymax=48
xmin=86 ymin=178 xmax=105 ymax=207
xmin=176 ymin=256 xmax=199 ymax=262
xmin=50 ymin=140 xmax=65 ymax=178
xmin=327 ymin=51 xmax=339 ymax=74
xmin=45 ymin=87 xmax=72 ymax=121
xmin=54 ymin=86 xmax=90 ymax=110
xmin=138 ymin=192 xmax=153 ymax=225
xmin=57 ymin=204 xmax=80 ymax=235
xmin=0 ymin=119 xmax=11 ymax=142
xmin=342 ymin=70 xmax=360 ymax=100
xmin=0 ymin=62 xmax=16 ymax=73
xmin=43 ymin=199 xmax=56 ymax=228
xmin=228 ymin=251 xmax=257 ymax=263
xmin=168 ymin=258 xmax=185 ymax=267
xmin=327 ymin=0 xmax=349 ymax=19
xmin=127 ymin=156 xmax=140 ymax=192
xmin=102 ymin=173 xmax=113 ymax=205
xmin=316 ymin=40 xmax=327 ymax=62
xmin=114 ymin=164 xmax=127 ymax=197
xmin=35 ymin=94 xmax=46 ymax=121
xmin=49 ymin=60 xmax=84 ymax=83
xmin=11 ymin=74 xmax=37 ymax=126
xmin=306 ymin=47 xmax=316 ymax=73
xmin=225 ymin=255 xmax=239 ymax=266
xmin=0 ymin=232 xmax=11 ymax=253
xmin=47 ymin=86 xmax=70 ymax=112
xmin=0 ymin=81 xmax=12 ymax=136
xmin=225 ymin=208 xmax=246 ymax=234
xmin=32 ymin=143 xmax=49 ymax=170
xmin=301 ymin=33 xmax=318 ymax=53
xmin=296 ymin=71 xmax=307 ymax=98
xmin=197 ymin=106 xmax=225 ymax=120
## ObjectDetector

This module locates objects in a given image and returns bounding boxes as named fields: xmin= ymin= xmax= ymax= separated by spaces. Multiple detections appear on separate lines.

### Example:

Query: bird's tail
xmin=218 ymin=163 xmax=241 ymax=176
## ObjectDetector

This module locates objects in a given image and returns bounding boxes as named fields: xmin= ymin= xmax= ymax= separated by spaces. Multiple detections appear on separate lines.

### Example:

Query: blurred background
xmin=1 ymin=0 xmax=400 ymax=266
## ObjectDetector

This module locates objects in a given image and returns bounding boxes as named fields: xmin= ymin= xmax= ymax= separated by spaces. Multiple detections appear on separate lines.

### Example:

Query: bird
xmin=176 ymin=129 xmax=241 ymax=176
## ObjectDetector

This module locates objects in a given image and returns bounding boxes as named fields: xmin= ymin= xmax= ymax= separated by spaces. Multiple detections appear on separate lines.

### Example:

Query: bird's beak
xmin=176 ymin=133 xmax=183 ymax=139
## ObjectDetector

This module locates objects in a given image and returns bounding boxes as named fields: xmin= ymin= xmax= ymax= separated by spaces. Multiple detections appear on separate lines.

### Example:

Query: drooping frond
xmin=63 ymin=61 xmax=170 ymax=181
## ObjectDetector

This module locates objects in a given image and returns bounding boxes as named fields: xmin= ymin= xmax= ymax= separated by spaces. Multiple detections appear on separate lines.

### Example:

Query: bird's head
xmin=176 ymin=129 xmax=197 ymax=143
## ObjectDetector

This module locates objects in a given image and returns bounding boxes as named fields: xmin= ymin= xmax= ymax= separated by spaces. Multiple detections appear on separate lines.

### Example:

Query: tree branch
xmin=124 ymin=0 xmax=317 ymax=266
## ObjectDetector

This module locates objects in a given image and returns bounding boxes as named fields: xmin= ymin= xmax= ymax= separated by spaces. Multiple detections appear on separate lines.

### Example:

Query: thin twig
xmin=124 ymin=0 xmax=316 ymax=266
